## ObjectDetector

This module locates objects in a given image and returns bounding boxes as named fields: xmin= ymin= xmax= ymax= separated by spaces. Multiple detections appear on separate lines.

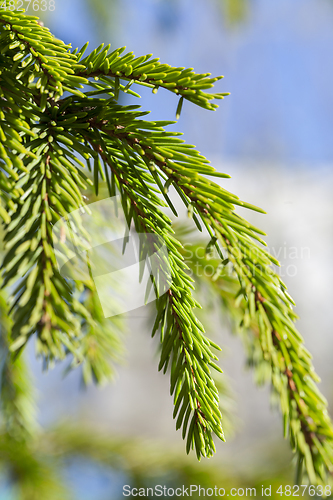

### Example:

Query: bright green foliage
xmin=0 ymin=9 xmax=332 ymax=484
xmin=0 ymin=287 xmax=36 ymax=442
xmin=175 ymin=226 xmax=333 ymax=483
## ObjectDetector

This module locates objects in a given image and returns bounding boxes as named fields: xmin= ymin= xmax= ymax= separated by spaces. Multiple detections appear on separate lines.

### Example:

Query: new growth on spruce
xmin=0 ymin=8 xmax=332 ymax=485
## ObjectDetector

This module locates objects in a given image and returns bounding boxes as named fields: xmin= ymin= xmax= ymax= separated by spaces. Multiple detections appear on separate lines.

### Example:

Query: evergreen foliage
xmin=0 ymin=8 xmax=332 ymax=487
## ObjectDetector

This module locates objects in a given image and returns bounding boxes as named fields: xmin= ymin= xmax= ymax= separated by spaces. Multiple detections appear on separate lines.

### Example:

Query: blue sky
xmin=46 ymin=0 xmax=333 ymax=168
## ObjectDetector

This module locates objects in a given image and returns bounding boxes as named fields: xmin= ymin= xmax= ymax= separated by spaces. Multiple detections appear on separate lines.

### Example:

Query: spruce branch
xmin=177 ymin=232 xmax=333 ymax=484
xmin=0 ymin=9 xmax=332 ymax=479
xmin=80 ymin=124 xmax=225 ymax=459
xmin=74 ymin=42 xmax=229 ymax=112
xmin=63 ymin=74 xmax=333 ymax=475
xmin=0 ymin=12 xmax=124 ymax=372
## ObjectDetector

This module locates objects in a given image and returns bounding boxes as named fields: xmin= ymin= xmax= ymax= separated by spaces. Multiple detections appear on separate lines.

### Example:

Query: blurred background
xmin=2 ymin=0 xmax=333 ymax=498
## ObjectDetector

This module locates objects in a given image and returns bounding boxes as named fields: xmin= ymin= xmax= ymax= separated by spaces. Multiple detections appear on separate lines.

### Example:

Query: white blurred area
xmin=28 ymin=160 xmax=333 ymax=471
